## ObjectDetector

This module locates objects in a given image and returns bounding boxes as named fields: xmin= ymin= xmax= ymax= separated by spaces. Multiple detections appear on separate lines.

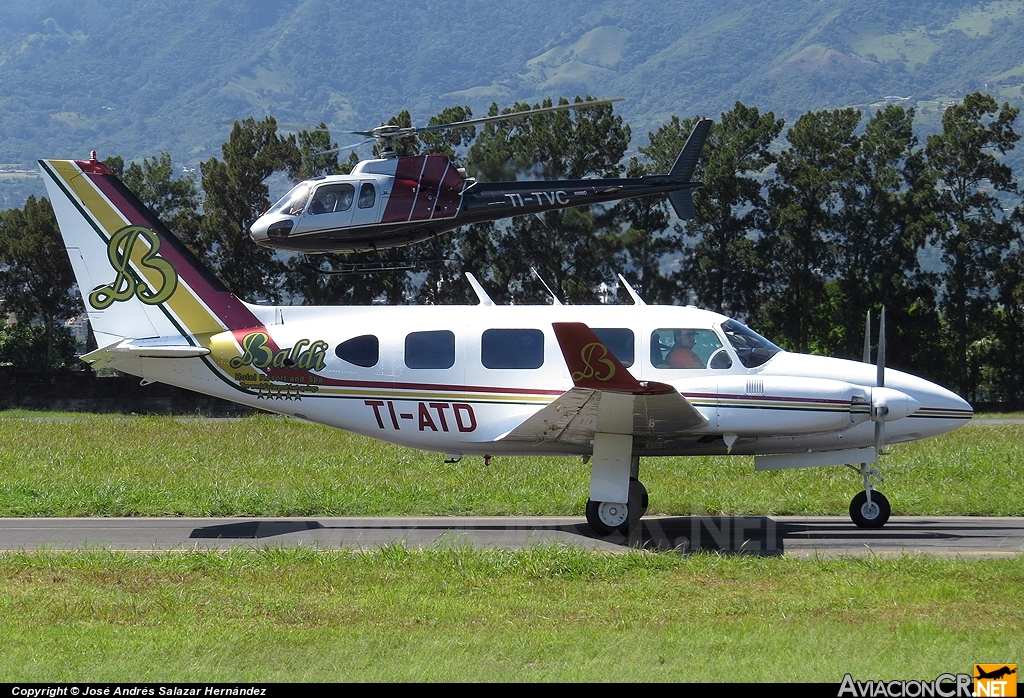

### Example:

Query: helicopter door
xmin=349 ymin=181 xmax=380 ymax=228
xmin=292 ymin=183 xmax=355 ymax=236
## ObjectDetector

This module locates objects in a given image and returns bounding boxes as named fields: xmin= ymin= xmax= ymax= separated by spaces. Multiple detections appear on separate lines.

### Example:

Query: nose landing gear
xmin=847 ymin=463 xmax=890 ymax=528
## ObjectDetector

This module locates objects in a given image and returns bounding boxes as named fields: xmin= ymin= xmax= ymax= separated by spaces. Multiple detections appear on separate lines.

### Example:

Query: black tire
xmin=586 ymin=498 xmax=626 ymax=535
xmin=586 ymin=479 xmax=649 ymax=536
xmin=849 ymin=490 xmax=891 ymax=528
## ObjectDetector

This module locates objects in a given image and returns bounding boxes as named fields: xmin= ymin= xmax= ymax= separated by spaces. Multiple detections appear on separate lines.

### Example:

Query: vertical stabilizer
xmin=38 ymin=158 xmax=260 ymax=347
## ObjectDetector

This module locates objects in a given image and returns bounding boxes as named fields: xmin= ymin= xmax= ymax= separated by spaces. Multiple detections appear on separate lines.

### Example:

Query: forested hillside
xmin=4 ymin=0 xmax=1024 ymax=177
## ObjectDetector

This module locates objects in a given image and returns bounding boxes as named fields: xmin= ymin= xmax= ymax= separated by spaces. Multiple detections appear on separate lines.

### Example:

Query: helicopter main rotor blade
xmin=413 ymin=97 xmax=625 ymax=135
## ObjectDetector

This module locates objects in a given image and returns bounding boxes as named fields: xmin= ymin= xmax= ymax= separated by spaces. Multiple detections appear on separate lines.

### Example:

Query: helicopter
xmin=248 ymin=99 xmax=710 ymax=254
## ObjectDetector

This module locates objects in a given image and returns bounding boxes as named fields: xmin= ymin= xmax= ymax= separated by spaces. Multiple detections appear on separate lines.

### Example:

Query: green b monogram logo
xmin=89 ymin=226 xmax=178 ymax=310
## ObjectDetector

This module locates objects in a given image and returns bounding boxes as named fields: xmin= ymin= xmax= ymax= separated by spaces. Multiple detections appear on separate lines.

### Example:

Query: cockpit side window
xmin=720 ymin=319 xmax=782 ymax=368
xmin=309 ymin=184 xmax=355 ymax=215
xmin=651 ymin=328 xmax=723 ymax=369
xmin=335 ymin=335 xmax=379 ymax=368
xmin=358 ymin=183 xmax=376 ymax=209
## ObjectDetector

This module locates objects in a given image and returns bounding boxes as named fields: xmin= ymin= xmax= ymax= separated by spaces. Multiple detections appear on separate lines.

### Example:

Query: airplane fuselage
xmin=114 ymin=302 xmax=971 ymax=460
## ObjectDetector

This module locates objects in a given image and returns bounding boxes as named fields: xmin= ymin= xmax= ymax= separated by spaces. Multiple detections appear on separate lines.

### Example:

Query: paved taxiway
xmin=0 ymin=516 xmax=1021 ymax=557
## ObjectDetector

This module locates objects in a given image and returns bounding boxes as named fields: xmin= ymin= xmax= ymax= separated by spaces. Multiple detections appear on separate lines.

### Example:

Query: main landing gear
xmin=848 ymin=462 xmax=890 ymax=528
xmin=586 ymin=477 xmax=648 ymax=536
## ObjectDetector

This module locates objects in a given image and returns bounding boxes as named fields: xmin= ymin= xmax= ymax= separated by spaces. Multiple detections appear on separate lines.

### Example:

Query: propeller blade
xmin=874 ymin=416 xmax=885 ymax=454
xmin=876 ymin=306 xmax=886 ymax=388
xmin=862 ymin=310 xmax=872 ymax=364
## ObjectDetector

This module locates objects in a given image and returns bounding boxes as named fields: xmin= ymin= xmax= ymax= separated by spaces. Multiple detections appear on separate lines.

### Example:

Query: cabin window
xmin=358 ymin=183 xmax=376 ymax=209
xmin=335 ymin=334 xmax=379 ymax=367
xmin=720 ymin=319 xmax=782 ymax=368
xmin=268 ymin=183 xmax=311 ymax=216
xmin=592 ymin=328 xmax=634 ymax=367
xmin=405 ymin=330 xmax=455 ymax=369
xmin=309 ymin=184 xmax=355 ymax=214
xmin=481 ymin=329 xmax=544 ymax=369
xmin=651 ymin=328 xmax=723 ymax=369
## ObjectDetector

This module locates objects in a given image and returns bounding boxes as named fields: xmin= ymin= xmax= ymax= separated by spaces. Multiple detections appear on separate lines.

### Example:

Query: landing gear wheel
xmin=849 ymin=490 xmax=891 ymax=528
xmin=586 ymin=499 xmax=627 ymax=535
xmin=630 ymin=477 xmax=649 ymax=516
xmin=585 ymin=479 xmax=649 ymax=536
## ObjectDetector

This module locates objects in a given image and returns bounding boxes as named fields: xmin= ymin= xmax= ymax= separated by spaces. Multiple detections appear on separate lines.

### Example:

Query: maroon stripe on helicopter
xmin=433 ymin=158 xmax=465 ymax=220
xmin=409 ymin=155 xmax=451 ymax=221
xmin=380 ymin=155 xmax=425 ymax=223
xmin=85 ymin=168 xmax=263 ymax=333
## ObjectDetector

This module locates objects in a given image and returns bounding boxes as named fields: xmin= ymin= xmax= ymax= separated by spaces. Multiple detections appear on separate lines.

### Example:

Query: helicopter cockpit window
xmin=267 ymin=183 xmax=311 ymax=217
xmin=309 ymin=184 xmax=355 ymax=215
xmin=650 ymin=328 xmax=723 ymax=369
xmin=720 ymin=319 xmax=782 ymax=368
xmin=358 ymin=183 xmax=376 ymax=209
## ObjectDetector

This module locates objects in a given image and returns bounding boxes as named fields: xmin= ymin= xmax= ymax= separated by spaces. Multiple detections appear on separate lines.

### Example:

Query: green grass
xmin=1 ymin=411 xmax=1021 ymax=517
xmin=0 ymin=548 xmax=1020 ymax=682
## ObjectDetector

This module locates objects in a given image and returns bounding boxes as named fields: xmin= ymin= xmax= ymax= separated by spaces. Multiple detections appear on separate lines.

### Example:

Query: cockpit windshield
xmin=267 ymin=183 xmax=312 ymax=217
xmin=720 ymin=319 xmax=783 ymax=368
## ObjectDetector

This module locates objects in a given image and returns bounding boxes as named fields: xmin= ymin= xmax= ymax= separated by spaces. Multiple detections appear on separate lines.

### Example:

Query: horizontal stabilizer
xmin=668 ymin=189 xmax=695 ymax=220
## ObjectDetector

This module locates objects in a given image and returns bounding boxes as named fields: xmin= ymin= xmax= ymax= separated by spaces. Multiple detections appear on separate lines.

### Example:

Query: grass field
xmin=0 ymin=411 xmax=1021 ymax=517
xmin=0 ymin=548 xmax=1021 ymax=682
xmin=0 ymin=411 xmax=1021 ymax=681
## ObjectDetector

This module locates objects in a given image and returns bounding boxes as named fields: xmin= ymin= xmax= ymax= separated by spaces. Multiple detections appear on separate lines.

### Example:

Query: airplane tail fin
xmin=666 ymin=118 xmax=711 ymax=221
xmin=38 ymin=157 xmax=261 ymax=348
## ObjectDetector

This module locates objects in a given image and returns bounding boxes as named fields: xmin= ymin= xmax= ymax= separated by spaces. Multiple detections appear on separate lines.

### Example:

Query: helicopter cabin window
xmin=308 ymin=184 xmax=355 ymax=214
xmin=592 ymin=328 xmax=634 ymax=367
xmin=650 ymin=328 xmax=724 ymax=369
xmin=481 ymin=329 xmax=544 ymax=369
xmin=405 ymin=330 xmax=455 ymax=369
xmin=335 ymin=334 xmax=379 ymax=368
xmin=358 ymin=183 xmax=376 ymax=209
xmin=268 ymin=183 xmax=311 ymax=216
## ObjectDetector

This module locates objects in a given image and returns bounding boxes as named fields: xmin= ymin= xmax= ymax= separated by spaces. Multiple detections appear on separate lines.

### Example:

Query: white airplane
xmin=39 ymin=154 xmax=973 ymax=534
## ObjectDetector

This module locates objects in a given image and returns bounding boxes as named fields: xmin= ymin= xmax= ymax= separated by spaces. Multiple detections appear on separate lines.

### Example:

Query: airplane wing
xmin=500 ymin=322 xmax=706 ymax=446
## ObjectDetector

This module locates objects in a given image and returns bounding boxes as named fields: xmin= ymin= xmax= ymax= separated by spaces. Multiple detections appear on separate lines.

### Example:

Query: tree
xmin=458 ymin=97 xmax=631 ymax=304
xmin=0 ymin=195 xmax=80 ymax=369
xmin=199 ymin=117 xmax=300 ymax=301
xmin=925 ymin=92 xmax=1020 ymax=399
xmin=826 ymin=105 xmax=942 ymax=373
xmin=122 ymin=152 xmax=202 ymax=250
xmin=673 ymin=104 xmax=783 ymax=318
xmin=761 ymin=108 xmax=861 ymax=353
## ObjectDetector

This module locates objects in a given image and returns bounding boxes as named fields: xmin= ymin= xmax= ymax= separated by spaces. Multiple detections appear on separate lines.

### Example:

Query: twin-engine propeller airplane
xmin=248 ymin=99 xmax=711 ymax=254
xmin=40 ymin=150 xmax=973 ymax=534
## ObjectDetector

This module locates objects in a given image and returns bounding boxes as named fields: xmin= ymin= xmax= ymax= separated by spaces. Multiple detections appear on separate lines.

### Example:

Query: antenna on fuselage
xmin=617 ymin=273 xmax=647 ymax=306
xmin=464 ymin=272 xmax=495 ymax=306
xmin=530 ymin=267 xmax=562 ymax=305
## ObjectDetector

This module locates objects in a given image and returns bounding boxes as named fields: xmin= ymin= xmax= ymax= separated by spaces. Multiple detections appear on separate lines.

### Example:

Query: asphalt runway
xmin=0 ymin=516 xmax=1021 ymax=557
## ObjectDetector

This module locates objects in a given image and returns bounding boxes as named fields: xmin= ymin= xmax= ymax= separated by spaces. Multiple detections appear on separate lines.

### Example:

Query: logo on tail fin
xmin=88 ymin=226 xmax=178 ymax=309
xmin=574 ymin=342 xmax=617 ymax=383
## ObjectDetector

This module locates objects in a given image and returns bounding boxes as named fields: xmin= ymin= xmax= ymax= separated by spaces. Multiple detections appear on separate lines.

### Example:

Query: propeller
xmin=873 ymin=307 xmax=887 ymax=454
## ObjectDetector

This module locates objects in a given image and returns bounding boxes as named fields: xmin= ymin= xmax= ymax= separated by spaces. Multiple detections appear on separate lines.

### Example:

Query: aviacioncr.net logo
xmin=89 ymin=226 xmax=178 ymax=309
